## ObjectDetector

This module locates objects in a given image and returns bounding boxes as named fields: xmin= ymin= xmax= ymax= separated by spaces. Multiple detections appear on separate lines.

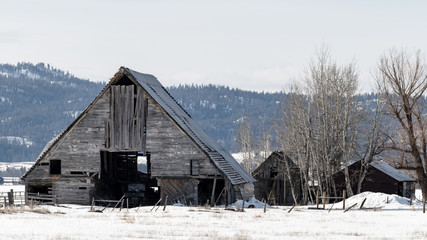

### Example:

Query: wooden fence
xmin=27 ymin=192 xmax=57 ymax=205
xmin=316 ymin=190 xmax=347 ymax=210
xmin=0 ymin=189 xmax=26 ymax=207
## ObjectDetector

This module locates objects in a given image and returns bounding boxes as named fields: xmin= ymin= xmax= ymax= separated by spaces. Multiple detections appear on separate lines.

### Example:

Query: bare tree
xmin=236 ymin=117 xmax=256 ymax=173
xmin=279 ymin=46 xmax=363 ymax=200
xmin=376 ymin=48 xmax=427 ymax=200
xmin=278 ymin=84 xmax=313 ymax=204
xmin=355 ymin=98 xmax=386 ymax=194
xmin=306 ymin=46 xmax=361 ymax=197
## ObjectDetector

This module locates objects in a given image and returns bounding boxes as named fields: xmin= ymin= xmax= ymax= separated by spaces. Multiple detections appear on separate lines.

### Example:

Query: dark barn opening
xmin=97 ymin=151 xmax=159 ymax=206
xmin=27 ymin=184 xmax=51 ymax=195
xmin=197 ymin=178 xmax=225 ymax=206
xmin=49 ymin=159 xmax=61 ymax=175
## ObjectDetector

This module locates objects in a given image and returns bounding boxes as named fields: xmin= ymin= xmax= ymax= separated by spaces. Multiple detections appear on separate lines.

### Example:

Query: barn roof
xmin=124 ymin=68 xmax=254 ymax=185
xmin=23 ymin=67 xmax=254 ymax=185
xmin=251 ymin=151 xmax=298 ymax=178
xmin=370 ymin=161 xmax=416 ymax=182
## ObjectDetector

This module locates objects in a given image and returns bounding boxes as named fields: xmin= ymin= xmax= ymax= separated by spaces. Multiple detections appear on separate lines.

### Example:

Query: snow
xmin=228 ymin=197 xmax=271 ymax=209
xmin=0 ymin=162 xmax=33 ymax=172
xmin=63 ymin=110 xmax=81 ymax=118
xmin=0 ymin=185 xmax=24 ymax=192
xmin=232 ymin=152 xmax=244 ymax=163
xmin=0 ymin=136 xmax=33 ymax=148
xmin=0 ymin=192 xmax=426 ymax=239
xmin=333 ymin=191 xmax=422 ymax=210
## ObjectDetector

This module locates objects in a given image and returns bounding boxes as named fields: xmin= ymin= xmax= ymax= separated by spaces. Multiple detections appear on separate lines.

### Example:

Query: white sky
xmin=1 ymin=0 xmax=426 ymax=92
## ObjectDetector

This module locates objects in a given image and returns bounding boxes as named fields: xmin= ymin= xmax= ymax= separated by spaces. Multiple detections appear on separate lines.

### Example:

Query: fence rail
xmin=27 ymin=193 xmax=57 ymax=205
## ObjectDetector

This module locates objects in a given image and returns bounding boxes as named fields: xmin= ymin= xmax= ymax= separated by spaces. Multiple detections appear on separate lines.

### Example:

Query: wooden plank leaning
xmin=111 ymin=195 xmax=126 ymax=212
xmin=150 ymin=198 xmax=162 ymax=212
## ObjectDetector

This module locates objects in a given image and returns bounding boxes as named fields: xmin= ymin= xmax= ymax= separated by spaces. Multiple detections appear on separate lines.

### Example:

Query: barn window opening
xmin=137 ymin=155 xmax=147 ymax=173
xmin=50 ymin=159 xmax=61 ymax=175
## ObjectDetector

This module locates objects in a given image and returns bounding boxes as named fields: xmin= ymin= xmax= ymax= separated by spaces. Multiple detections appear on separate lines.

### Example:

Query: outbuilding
xmin=334 ymin=160 xmax=417 ymax=198
xmin=252 ymin=151 xmax=301 ymax=205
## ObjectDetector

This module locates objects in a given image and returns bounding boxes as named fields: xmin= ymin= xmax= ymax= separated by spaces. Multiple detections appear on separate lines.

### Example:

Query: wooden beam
xmin=210 ymin=176 xmax=217 ymax=207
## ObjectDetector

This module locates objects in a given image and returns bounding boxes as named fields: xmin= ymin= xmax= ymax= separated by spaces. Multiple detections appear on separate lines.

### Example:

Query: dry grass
xmin=27 ymin=207 xmax=51 ymax=214
xmin=0 ymin=205 xmax=24 ymax=214
xmin=52 ymin=234 xmax=76 ymax=240
xmin=0 ymin=205 xmax=51 ymax=214
xmin=121 ymin=212 xmax=135 ymax=224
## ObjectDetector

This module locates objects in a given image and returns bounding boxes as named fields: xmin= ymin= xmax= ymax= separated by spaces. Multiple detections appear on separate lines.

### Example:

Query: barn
xmin=21 ymin=67 xmax=254 ymax=206
xmin=252 ymin=151 xmax=301 ymax=205
xmin=334 ymin=160 xmax=417 ymax=198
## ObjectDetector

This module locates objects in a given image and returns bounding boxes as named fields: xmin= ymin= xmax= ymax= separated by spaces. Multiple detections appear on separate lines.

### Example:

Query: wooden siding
xmin=159 ymin=178 xmax=198 ymax=204
xmin=53 ymin=178 xmax=94 ymax=204
xmin=25 ymin=89 xmax=110 ymax=181
xmin=108 ymin=85 xmax=146 ymax=151
xmin=145 ymin=96 xmax=220 ymax=177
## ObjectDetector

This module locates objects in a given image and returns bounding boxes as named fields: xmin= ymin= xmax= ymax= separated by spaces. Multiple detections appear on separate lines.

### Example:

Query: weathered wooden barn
xmin=334 ymin=160 xmax=417 ymax=198
xmin=22 ymin=67 xmax=254 ymax=206
xmin=252 ymin=151 xmax=301 ymax=205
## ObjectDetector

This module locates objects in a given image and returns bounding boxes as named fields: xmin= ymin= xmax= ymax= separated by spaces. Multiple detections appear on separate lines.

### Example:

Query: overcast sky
xmin=1 ymin=0 xmax=426 ymax=92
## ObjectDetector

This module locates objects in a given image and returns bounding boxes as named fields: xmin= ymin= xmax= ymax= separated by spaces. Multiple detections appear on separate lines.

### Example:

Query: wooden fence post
xmin=342 ymin=190 xmax=346 ymax=210
xmin=322 ymin=192 xmax=326 ymax=209
xmin=241 ymin=199 xmax=245 ymax=212
xmin=423 ymin=198 xmax=426 ymax=214
xmin=163 ymin=195 xmax=168 ymax=211
xmin=316 ymin=190 xmax=319 ymax=209
xmin=90 ymin=197 xmax=95 ymax=212
xmin=210 ymin=176 xmax=217 ymax=207
xmin=8 ymin=189 xmax=14 ymax=206
xmin=120 ymin=199 xmax=124 ymax=211
xmin=263 ymin=200 xmax=267 ymax=213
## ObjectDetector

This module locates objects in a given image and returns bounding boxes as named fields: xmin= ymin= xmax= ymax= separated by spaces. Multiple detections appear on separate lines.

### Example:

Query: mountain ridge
xmin=0 ymin=62 xmax=377 ymax=163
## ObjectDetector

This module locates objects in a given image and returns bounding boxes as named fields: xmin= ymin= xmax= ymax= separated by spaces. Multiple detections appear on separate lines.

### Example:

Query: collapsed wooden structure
xmin=252 ymin=151 xmax=301 ymax=205
xmin=334 ymin=160 xmax=417 ymax=198
xmin=22 ymin=67 xmax=254 ymax=206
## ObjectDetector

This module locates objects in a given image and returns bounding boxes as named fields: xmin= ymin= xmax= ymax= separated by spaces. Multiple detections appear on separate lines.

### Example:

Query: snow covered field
xmin=0 ymin=192 xmax=427 ymax=239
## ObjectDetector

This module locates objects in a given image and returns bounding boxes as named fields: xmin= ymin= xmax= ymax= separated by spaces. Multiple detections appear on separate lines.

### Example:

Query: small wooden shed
xmin=22 ymin=67 xmax=254 ymax=206
xmin=334 ymin=160 xmax=417 ymax=198
xmin=252 ymin=151 xmax=301 ymax=205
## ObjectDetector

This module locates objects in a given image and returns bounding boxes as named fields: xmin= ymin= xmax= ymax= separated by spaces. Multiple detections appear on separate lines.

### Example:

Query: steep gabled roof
xmin=123 ymin=68 xmax=254 ymax=185
xmin=251 ymin=151 xmax=298 ymax=179
xmin=370 ymin=161 xmax=416 ymax=182
xmin=335 ymin=160 xmax=417 ymax=183
xmin=23 ymin=67 xmax=254 ymax=185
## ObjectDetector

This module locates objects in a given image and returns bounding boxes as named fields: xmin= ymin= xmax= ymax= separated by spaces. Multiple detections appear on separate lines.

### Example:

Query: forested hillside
xmin=0 ymin=62 xmax=379 ymax=163
xmin=0 ymin=63 xmax=104 ymax=162
xmin=167 ymin=84 xmax=283 ymax=149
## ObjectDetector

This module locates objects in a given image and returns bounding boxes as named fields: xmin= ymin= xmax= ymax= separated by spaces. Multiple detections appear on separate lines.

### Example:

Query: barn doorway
xmin=197 ymin=178 xmax=225 ymax=206
xmin=96 ymin=151 xmax=159 ymax=206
